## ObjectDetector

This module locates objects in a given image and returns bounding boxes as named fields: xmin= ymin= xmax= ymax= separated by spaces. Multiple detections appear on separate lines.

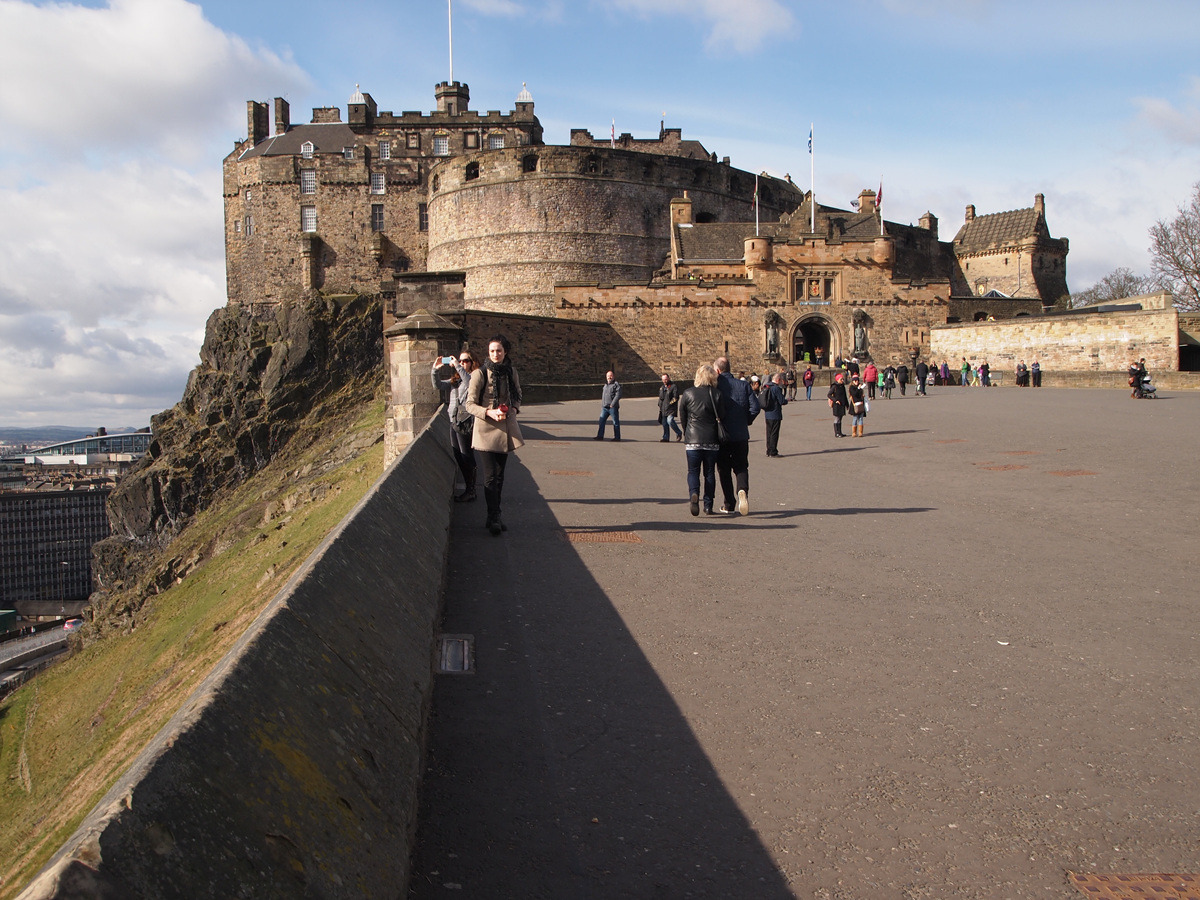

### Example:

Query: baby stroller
xmin=1132 ymin=373 xmax=1157 ymax=399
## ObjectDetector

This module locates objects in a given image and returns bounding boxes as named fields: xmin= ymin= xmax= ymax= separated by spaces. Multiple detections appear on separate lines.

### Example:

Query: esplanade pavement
xmin=409 ymin=384 xmax=1200 ymax=899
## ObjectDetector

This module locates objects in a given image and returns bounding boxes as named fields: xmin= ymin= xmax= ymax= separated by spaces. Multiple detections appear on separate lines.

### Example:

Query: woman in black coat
xmin=827 ymin=372 xmax=849 ymax=438
xmin=676 ymin=364 xmax=723 ymax=516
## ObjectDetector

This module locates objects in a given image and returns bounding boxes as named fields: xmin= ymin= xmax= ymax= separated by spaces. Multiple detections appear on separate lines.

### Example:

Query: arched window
xmin=465 ymin=161 xmax=479 ymax=181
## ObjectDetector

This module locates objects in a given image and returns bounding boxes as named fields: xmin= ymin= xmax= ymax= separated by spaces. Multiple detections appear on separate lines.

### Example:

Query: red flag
xmin=877 ymin=180 xmax=883 ymax=213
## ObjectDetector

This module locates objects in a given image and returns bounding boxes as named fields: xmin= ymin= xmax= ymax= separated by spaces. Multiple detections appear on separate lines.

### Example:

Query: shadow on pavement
xmin=408 ymin=458 xmax=794 ymax=899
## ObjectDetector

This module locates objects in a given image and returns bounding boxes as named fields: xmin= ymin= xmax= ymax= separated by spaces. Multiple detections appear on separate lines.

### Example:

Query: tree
xmin=1069 ymin=267 xmax=1158 ymax=308
xmin=1150 ymin=181 xmax=1200 ymax=311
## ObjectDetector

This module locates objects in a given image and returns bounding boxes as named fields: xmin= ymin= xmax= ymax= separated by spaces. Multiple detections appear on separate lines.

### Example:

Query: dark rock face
xmin=93 ymin=295 xmax=382 ymax=593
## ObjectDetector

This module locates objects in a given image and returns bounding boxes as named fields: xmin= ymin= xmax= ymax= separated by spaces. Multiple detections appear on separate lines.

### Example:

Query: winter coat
xmin=678 ymin=385 xmax=722 ymax=445
xmin=715 ymin=371 xmax=760 ymax=441
xmin=465 ymin=365 xmax=525 ymax=454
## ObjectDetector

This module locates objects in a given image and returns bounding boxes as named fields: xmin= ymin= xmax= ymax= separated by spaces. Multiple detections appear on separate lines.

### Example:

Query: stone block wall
xmin=19 ymin=416 xmax=456 ymax=900
xmin=931 ymin=307 xmax=1180 ymax=372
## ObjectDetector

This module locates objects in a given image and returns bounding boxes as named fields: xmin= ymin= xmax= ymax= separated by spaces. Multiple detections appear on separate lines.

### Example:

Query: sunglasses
xmin=459 ymin=358 xmax=474 ymax=364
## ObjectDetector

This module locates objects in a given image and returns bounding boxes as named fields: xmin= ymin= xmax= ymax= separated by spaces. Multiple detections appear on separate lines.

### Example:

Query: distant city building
xmin=0 ymin=488 xmax=110 ymax=617
xmin=2 ymin=429 xmax=152 ymax=465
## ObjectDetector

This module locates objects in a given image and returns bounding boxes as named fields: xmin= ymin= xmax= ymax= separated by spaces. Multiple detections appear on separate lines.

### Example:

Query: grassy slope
xmin=0 ymin=395 xmax=385 ymax=899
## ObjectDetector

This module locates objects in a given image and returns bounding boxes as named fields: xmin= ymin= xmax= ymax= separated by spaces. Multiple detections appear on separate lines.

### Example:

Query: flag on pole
xmin=808 ymin=127 xmax=812 ymax=155
xmin=611 ymin=119 xmax=616 ymax=148
xmin=877 ymin=180 xmax=883 ymax=213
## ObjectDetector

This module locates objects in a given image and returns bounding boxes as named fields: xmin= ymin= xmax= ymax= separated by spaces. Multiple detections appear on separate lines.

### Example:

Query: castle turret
xmin=919 ymin=211 xmax=938 ymax=238
xmin=744 ymin=237 xmax=772 ymax=274
xmin=348 ymin=85 xmax=377 ymax=127
xmin=435 ymin=81 xmax=470 ymax=116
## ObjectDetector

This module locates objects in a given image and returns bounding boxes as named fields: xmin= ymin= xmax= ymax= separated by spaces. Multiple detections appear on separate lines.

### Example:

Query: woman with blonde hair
xmin=676 ymin=364 xmax=723 ymax=516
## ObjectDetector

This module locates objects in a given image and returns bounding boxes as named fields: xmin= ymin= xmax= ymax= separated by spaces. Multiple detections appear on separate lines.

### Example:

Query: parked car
xmin=63 ymin=618 xmax=83 ymax=632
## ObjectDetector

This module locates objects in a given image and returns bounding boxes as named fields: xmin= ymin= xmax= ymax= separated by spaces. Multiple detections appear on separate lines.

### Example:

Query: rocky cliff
xmin=91 ymin=294 xmax=383 ymax=619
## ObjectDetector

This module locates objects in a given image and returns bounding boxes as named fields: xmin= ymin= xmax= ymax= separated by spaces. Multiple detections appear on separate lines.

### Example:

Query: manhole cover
xmin=564 ymin=530 xmax=641 ymax=543
xmin=1048 ymin=470 xmax=1097 ymax=477
xmin=550 ymin=470 xmax=594 ymax=476
xmin=1070 ymin=872 xmax=1200 ymax=898
xmin=437 ymin=635 xmax=474 ymax=674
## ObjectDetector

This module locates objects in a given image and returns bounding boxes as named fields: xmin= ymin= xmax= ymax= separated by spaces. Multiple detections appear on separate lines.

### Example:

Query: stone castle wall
xmin=426 ymin=146 xmax=803 ymax=315
xmin=931 ymin=307 xmax=1179 ymax=372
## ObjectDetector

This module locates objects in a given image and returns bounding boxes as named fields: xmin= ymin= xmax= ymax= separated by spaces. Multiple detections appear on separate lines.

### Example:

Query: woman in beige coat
xmin=464 ymin=334 xmax=524 ymax=535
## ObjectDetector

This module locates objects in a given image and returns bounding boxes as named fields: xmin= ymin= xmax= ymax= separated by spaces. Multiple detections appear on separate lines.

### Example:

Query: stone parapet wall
xmin=20 ymin=416 xmax=455 ymax=900
xmin=931 ymin=308 xmax=1180 ymax=373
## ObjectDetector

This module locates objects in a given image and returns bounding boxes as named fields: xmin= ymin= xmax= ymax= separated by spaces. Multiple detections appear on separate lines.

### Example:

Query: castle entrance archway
xmin=792 ymin=317 xmax=833 ymax=367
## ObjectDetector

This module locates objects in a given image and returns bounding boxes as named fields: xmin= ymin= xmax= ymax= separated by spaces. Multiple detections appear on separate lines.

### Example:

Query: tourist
xmin=960 ymin=358 xmax=971 ymax=387
xmin=658 ymin=374 xmax=682 ymax=442
xmin=760 ymin=373 xmax=788 ymax=458
xmin=847 ymin=374 xmax=867 ymax=437
xmin=915 ymin=359 xmax=929 ymax=396
xmin=882 ymin=365 xmax=896 ymax=399
xmin=940 ymin=360 xmax=951 ymax=386
xmin=827 ymin=372 xmax=849 ymax=438
xmin=431 ymin=349 xmax=479 ymax=503
xmin=803 ymin=365 xmax=815 ymax=400
xmin=677 ymin=364 xmax=722 ymax=516
xmin=715 ymin=356 xmax=759 ymax=516
xmin=863 ymin=359 xmax=878 ymax=399
xmin=465 ymin=335 xmax=524 ymax=536
xmin=1031 ymin=359 xmax=1042 ymax=387
xmin=1016 ymin=360 xmax=1028 ymax=387
xmin=784 ymin=365 xmax=798 ymax=401
xmin=979 ymin=360 xmax=991 ymax=387
xmin=896 ymin=362 xmax=910 ymax=396
xmin=595 ymin=370 xmax=621 ymax=441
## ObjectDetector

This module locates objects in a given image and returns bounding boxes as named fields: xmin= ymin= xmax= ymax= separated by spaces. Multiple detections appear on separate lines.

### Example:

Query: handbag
xmin=709 ymin=388 xmax=730 ymax=442
xmin=853 ymin=401 xmax=864 ymax=414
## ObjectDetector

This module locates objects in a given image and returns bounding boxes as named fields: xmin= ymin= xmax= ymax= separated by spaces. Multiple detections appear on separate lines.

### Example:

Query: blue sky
xmin=1 ymin=0 xmax=1198 ymax=427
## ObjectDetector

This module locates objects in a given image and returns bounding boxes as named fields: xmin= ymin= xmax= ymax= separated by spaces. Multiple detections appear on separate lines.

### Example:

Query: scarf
xmin=484 ymin=359 xmax=521 ymax=407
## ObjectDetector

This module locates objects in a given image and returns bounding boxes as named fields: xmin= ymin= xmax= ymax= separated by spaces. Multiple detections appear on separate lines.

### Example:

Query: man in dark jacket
xmin=896 ymin=363 xmax=910 ymax=396
xmin=714 ymin=357 xmax=760 ymax=516
xmin=761 ymin=373 xmax=788 ymax=458
xmin=595 ymin=370 xmax=621 ymax=440
xmin=915 ymin=359 xmax=929 ymax=396
xmin=657 ymin=374 xmax=682 ymax=441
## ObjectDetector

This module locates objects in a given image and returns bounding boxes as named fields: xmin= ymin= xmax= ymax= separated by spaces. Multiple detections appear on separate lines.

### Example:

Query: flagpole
xmin=755 ymin=174 xmax=760 ymax=237
xmin=878 ymin=176 xmax=884 ymax=237
xmin=809 ymin=123 xmax=815 ymax=233
xmin=448 ymin=0 xmax=453 ymax=83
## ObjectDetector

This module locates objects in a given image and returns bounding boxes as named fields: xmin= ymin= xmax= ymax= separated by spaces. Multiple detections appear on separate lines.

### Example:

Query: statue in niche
xmin=764 ymin=310 xmax=781 ymax=356
xmin=852 ymin=312 xmax=870 ymax=356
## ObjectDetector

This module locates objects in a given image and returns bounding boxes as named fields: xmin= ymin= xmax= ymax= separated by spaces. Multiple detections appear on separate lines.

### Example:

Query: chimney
xmin=858 ymin=189 xmax=877 ymax=215
xmin=965 ymin=204 xmax=976 ymax=222
xmin=919 ymin=211 xmax=938 ymax=238
xmin=670 ymin=192 xmax=694 ymax=225
xmin=247 ymin=100 xmax=269 ymax=146
xmin=1034 ymin=193 xmax=1045 ymax=216
xmin=274 ymin=97 xmax=290 ymax=136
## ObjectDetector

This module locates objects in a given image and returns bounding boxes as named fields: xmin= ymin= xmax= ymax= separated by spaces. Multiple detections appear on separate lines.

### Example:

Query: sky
xmin=1 ymin=0 xmax=1198 ymax=428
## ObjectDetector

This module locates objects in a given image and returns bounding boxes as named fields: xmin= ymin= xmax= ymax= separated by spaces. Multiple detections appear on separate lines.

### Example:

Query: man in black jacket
xmin=714 ymin=357 xmax=760 ymax=516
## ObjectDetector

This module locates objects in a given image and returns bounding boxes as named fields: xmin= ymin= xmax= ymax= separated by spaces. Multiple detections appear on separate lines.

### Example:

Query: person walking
xmin=940 ymin=360 xmax=951 ymax=386
xmin=431 ymin=349 xmax=479 ymax=503
xmin=657 ymin=374 xmax=683 ymax=441
xmin=863 ymin=360 xmax=878 ymax=399
xmin=464 ymin=334 xmax=524 ymax=536
xmin=595 ymin=370 xmax=622 ymax=441
xmin=896 ymin=363 xmax=909 ymax=396
xmin=677 ymin=364 xmax=723 ymax=516
xmin=761 ymin=373 xmax=788 ymax=457
xmin=827 ymin=372 xmax=849 ymax=438
xmin=784 ymin=365 xmax=797 ymax=401
xmin=803 ymin=365 xmax=814 ymax=400
xmin=915 ymin=359 xmax=929 ymax=396
xmin=847 ymin=373 xmax=867 ymax=437
xmin=960 ymin=358 xmax=971 ymax=387
xmin=715 ymin=356 xmax=759 ymax=516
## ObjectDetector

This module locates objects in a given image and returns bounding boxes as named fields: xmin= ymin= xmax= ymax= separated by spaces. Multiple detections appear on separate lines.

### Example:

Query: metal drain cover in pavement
xmin=437 ymin=635 xmax=474 ymax=674
xmin=564 ymin=530 xmax=642 ymax=543
xmin=1070 ymin=872 xmax=1200 ymax=898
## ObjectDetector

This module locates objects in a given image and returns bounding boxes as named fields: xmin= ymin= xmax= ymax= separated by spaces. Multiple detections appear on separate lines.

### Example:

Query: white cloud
xmin=0 ymin=0 xmax=310 ymax=425
xmin=605 ymin=0 xmax=794 ymax=53
xmin=1135 ymin=77 xmax=1200 ymax=149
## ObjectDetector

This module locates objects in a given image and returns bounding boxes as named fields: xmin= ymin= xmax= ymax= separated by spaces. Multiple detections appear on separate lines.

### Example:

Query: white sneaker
xmin=737 ymin=489 xmax=749 ymax=516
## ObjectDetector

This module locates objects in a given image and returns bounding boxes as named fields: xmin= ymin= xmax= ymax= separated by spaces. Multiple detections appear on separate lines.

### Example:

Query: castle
xmin=224 ymin=82 xmax=1070 ymax=377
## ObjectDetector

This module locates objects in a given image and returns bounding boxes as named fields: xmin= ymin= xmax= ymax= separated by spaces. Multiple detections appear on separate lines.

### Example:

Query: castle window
xmin=488 ymin=133 xmax=505 ymax=150
xmin=433 ymin=134 xmax=450 ymax=156
xmin=432 ymin=174 xmax=440 ymax=191
xmin=244 ymin=215 xmax=254 ymax=236
xmin=343 ymin=146 xmax=355 ymax=160
xmin=300 ymin=205 xmax=317 ymax=232
xmin=522 ymin=154 xmax=538 ymax=173
xmin=584 ymin=155 xmax=600 ymax=175
xmin=465 ymin=132 xmax=478 ymax=149
xmin=465 ymin=161 xmax=479 ymax=181
xmin=378 ymin=140 xmax=391 ymax=160
xmin=234 ymin=219 xmax=241 ymax=233
xmin=300 ymin=169 xmax=316 ymax=194
xmin=370 ymin=172 xmax=386 ymax=194
xmin=244 ymin=189 xmax=251 ymax=202
xmin=301 ymin=141 xmax=314 ymax=159
xmin=406 ymin=133 xmax=420 ymax=150
xmin=371 ymin=204 xmax=385 ymax=232
xmin=418 ymin=202 xmax=428 ymax=232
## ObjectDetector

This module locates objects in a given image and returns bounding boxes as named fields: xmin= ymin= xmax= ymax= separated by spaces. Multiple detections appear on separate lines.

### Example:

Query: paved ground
xmin=408 ymin=384 xmax=1200 ymax=899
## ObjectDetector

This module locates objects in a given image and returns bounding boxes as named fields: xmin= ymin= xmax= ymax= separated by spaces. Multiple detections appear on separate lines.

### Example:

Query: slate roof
xmin=952 ymin=207 xmax=1042 ymax=251
xmin=673 ymin=222 xmax=786 ymax=261
xmin=239 ymin=122 xmax=361 ymax=160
